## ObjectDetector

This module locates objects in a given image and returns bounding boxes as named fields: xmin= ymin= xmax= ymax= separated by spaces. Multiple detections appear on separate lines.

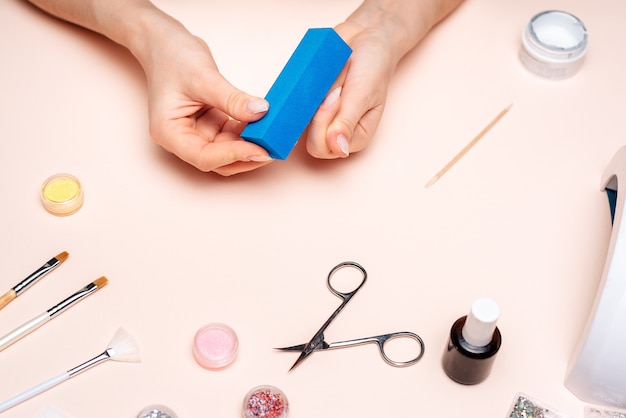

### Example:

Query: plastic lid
xmin=41 ymin=173 xmax=84 ymax=216
xmin=193 ymin=323 xmax=239 ymax=370
xmin=523 ymin=10 xmax=588 ymax=62
xmin=242 ymin=385 xmax=289 ymax=418
xmin=462 ymin=297 xmax=500 ymax=347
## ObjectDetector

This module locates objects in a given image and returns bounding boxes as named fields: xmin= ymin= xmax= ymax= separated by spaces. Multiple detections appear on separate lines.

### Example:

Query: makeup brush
xmin=0 ymin=277 xmax=108 ymax=352
xmin=0 ymin=251 xmax=69 ymax=311
xmin=0 ymin=328 xmax=140 ymax=413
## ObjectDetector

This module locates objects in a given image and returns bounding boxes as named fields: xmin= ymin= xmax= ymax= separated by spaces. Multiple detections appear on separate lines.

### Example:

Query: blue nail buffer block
xmin=241 ymin=28 xmax=352 ymax=160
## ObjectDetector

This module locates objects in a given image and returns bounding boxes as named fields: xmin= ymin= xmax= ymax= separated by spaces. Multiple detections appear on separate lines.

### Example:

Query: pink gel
xmin=193 ymin=323 xmax=239 ymax=370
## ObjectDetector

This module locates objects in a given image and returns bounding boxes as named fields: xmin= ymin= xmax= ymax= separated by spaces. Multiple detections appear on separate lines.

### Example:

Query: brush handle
xmin=0 ymin=371 xmax=69 ymax=412
xmin=0 ymin=289 xmax=16 ymax=310
xmin=0 ymin=311 xmax=50 ymax=351
xmin=0 ymin=289 xmax=17 ymax=309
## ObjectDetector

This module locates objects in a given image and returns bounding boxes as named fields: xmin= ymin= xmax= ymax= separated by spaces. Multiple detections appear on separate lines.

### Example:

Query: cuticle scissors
xmin=275 ymin=261 xmax=425 ymax=371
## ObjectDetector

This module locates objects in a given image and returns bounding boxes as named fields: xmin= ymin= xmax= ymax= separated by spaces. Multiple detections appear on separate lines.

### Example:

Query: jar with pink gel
xmin=193 ymin=323 xmax=239 ymax=369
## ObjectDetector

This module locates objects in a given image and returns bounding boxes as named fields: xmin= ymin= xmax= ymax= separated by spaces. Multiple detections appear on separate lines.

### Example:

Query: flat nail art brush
xmin=0 ymin=251 xmax=69 ymax=310
xmin=0 ymin=276 xmax=108 ymax=352
xmin=0 ymin=328 xmax=140 ymax=413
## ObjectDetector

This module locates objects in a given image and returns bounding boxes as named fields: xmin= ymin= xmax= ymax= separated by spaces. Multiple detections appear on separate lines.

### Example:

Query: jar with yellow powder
xmin=40 ymin=173 xmax=84 ymax=216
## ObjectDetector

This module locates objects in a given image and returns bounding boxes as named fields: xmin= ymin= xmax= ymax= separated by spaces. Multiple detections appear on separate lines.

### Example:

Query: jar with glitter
xmin=242 ymin=385 xmax=289 ymax=418
xmin=507 ymin=393 xmax=569 ymax=418
xmin=193 ymin=323 xmax=239 ymax=370
xmin=40 ymin=173 xmax=84 ymax=216
xmin=136 ymin=404 xmax=178 ymax=418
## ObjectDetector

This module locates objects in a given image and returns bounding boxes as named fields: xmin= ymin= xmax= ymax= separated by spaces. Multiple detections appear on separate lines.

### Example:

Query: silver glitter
xmin=507 ymin=394 xmax=569 ymax=418
xmin=137 ymin=405 xmax=178 ymax=418
xmin=510 ymin=395 xmax=549 ymax=418
xmin=138 ymin=410 xmax=173 ymax=418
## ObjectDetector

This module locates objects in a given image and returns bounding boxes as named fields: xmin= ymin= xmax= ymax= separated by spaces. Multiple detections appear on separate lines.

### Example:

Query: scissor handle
xmin=329 ymin=332 xmax=425 ymax=367
xmin=376 ymin=332 xmax=425 ymax=367
xmin=326 ymin=261 xmax=367 ymax=302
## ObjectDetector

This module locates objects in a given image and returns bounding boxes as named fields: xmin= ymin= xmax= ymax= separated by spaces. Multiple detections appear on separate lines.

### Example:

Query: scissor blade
xmin=287 ymin=339 xmax=332 ymax=371
xmin=289 ymin=351 xmax=309 ymax=371
xmin=275 ymin=340 xmax=330 ymax=352
xmin=274 ymin=344 xmax=306 ymax=352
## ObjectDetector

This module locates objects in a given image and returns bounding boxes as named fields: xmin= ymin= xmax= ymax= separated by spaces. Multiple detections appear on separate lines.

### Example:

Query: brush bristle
xmin=55 ymin=251 xmax=69 ymax=263
xmin=93 ymin=276 xmax=108 ymax=288
xmin=107 ymin=328 xmax=141 ymax=363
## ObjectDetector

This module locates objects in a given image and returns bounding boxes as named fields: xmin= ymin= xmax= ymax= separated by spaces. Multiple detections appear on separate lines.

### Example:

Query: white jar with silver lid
xmin=520 ymin=10 xmax=588 ymax=80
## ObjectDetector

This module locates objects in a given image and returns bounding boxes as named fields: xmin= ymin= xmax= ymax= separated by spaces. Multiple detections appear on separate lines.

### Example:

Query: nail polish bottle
xmin=442 ymin=297 xmax=502 ymax=384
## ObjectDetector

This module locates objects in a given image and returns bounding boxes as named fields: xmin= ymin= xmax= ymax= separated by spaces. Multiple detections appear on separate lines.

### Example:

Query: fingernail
xmin=246 ymin=98 xmax=269 ymax=114
xmin=248 ymin=154 xmax=272 ymax=162
xmin=321 ymin=87 xmax=342 ymax=109
xmin=337 ymin=134 xmax=350 ymax=157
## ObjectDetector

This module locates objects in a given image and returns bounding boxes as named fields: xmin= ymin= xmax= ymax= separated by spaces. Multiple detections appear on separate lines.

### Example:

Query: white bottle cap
xmin=462 ymin=297 xmax=501 ymax=347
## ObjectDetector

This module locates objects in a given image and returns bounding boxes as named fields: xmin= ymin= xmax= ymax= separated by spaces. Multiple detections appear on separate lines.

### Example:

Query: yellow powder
xmin=41 ymin=173 xmax=84 ymax=216
xmin=43 ymin=178 xmax=80 ymax=203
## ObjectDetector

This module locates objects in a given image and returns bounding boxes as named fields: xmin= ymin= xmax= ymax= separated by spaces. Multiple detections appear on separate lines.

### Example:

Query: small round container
xmin=40 ymin=173 xmax=84 ymax=216
xmin=136 ymin=405 xmax=178 ymax=418
xmin=193 ymin=323 xmax=239 ymax=370
xmin=520 ymin=10 xmax=588 ymax=80
xmin=242 ymin=385 xmax=289 ymax=418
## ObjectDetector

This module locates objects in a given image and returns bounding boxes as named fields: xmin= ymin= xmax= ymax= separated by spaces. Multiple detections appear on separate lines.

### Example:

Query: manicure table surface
xmin=1 ymin=0 xmax=626 ymax=417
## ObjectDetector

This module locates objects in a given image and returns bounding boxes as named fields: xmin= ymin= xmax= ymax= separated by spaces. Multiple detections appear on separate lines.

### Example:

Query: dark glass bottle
xmin=442 ymin=299 xmax=502 ymax=385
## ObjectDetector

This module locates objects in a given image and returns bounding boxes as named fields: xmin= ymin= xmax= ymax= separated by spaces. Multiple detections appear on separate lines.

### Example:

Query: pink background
xmin=1 ymin=0 xmax=626 ymax=416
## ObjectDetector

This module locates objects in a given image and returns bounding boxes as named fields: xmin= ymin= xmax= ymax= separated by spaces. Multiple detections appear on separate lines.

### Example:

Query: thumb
xmin=199 ymin=74 xmax=269 ymax=122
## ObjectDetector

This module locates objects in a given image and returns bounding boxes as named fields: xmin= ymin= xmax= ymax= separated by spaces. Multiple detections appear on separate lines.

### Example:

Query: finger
xmin=306 ymin=86 xmax=345 ymax=159
xmin=151 ymin=106 xmax=229 ymax=154
xmin=167 ymin=129 xmax=272 ymax=173
xmin=213 ymin=159 xmax=273 ymax=176
xmin=326 ymin=84 xmax=385 ymax=157
xmin=193 ymin=107 xmax=231 ymax=141
xmin=333 ymin=105 xmax=384 ymax=154
xmin=198 ymin=72 xmax=269 ymax=123
xmin=197 ymin=135 xmax=273 ymax=175
xmin=305 ymin=58 xmax=351 ymax=159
